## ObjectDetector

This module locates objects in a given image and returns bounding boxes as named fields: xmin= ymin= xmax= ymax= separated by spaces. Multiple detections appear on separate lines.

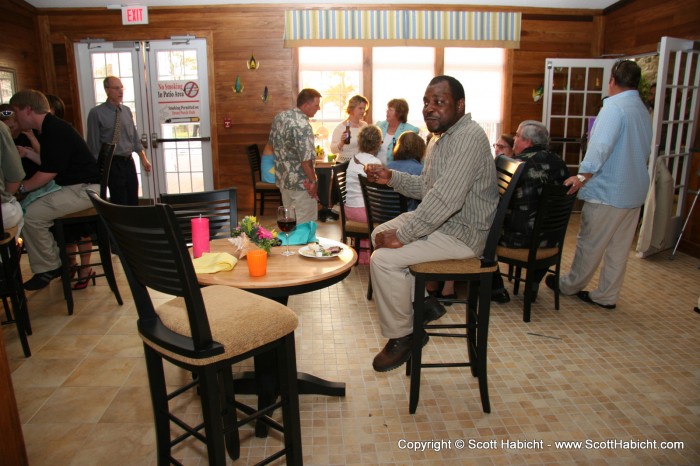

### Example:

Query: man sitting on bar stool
xmin=87 ymin=76 xmax=151 ymax=206
xmin=9 ymin=89 xmax=100 ymax=290
xmin=365 ymin=76 xmax=498 ymax=372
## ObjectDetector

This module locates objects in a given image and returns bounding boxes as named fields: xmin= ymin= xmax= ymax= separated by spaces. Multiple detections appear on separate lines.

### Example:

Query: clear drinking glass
xmin=277 ymin=206 xmax=297 ymax=256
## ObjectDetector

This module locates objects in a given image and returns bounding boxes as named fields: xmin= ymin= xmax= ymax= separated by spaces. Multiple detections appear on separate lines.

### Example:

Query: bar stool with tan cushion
xmin=89 ymin=191 xmax=302 ymax=466
xmin=406 ymin=155 xmax=525 ymax=414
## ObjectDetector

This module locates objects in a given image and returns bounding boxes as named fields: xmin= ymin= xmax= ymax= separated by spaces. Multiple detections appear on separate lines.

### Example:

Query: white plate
xmin=298 ymin=244 xmax=343 ymax=260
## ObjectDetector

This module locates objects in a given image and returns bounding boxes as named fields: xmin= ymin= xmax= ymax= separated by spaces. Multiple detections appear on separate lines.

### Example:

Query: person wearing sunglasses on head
xmin=0 ymin=104 xmax=41 ymax=177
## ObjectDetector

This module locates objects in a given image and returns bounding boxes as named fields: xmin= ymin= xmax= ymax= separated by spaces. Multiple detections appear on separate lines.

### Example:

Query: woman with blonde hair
xmin=331 ymin=94 xmax=369 ymax=163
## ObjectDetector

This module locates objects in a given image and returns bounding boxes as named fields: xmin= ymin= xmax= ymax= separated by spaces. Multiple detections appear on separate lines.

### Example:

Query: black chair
xmin=246 ymin=144 xmax=281 ymax=216
xmin=53 ymin=143 xmax=122 ymax=315
xmin=406 ymin=155 xmax=525 ymax=414
xmin=359 ymin=174 xmax=408 ymax=299
xmin=160 ymin=187 xmax=237 ymax=245
xmin=0 ymin=214 xmax=31 ymax=357
xmin=332 ymin=162 xmax=370 ymax=258
xmin=496 ymin=184 xmax=577 ymax=322
xmin=88 ymin=191 xmax=303 ymax=465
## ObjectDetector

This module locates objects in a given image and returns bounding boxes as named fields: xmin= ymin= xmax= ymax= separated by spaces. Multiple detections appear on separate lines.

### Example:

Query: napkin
xmin=279 ymin=221 xmax=318 ymax=245
xmin=192 ymin=252 xmax=238 ymax=274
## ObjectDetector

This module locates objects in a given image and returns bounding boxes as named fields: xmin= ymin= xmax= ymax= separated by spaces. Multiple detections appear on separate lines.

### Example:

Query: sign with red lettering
xmin=122 ymin=6 xmax=149 ymax=25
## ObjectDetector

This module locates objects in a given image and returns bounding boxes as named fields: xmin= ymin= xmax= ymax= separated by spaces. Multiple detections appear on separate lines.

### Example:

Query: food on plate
xmin=307 ymin=243 xmax=342 ymax=257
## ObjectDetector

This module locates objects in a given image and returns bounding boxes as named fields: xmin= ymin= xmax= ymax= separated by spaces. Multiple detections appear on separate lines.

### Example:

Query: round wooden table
xmin=197 ymin=236 xmax=356 ymax=300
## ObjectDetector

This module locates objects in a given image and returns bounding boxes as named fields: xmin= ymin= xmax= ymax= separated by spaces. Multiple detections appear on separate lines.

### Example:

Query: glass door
xmin=637 ymin=37 xmax=700 ymax=256
xmin=542 ymin=59 xmax=616 ymax=174
xmin=75 ymin=38 xmax=212 ymax=200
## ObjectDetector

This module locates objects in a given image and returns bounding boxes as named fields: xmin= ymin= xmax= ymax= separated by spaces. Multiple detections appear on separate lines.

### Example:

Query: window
xmin=299 ymin=47 xmax=362 ymax=148
xmin=444 ymin=48 xmax=505 ymax=145
xmin=0 ymin=68 xmax=17 ymax=104
xmin=372 ymin=47 xmax=435 ymax=134
xmin=299 ymin=46 xmax=505 ymax=150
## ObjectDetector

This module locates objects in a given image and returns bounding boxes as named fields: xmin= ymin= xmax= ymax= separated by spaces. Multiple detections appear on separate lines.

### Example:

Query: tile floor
xmin=4 ymin=213 xmax=700 ymax=465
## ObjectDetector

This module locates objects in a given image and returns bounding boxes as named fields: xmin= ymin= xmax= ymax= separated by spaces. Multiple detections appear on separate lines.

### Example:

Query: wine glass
xmin=277 ymin=206 xmax=297 ymax=256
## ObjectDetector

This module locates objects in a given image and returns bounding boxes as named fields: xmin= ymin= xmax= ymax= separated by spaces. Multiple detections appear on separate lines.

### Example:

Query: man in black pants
xmin=86 ymin=76 xmax=151 ymax=205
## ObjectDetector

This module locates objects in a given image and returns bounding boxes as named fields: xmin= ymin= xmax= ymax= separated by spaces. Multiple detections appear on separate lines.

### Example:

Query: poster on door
xmin=157 ymin=80 xmax=201 ymax=124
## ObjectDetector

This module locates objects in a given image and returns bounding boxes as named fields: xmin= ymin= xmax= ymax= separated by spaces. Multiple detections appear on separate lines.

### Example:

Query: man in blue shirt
xmin=547 ymin=60 xmax=652 ymax=309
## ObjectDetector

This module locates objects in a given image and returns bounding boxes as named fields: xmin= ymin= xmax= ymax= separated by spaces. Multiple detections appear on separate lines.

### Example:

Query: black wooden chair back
xmin=160 ymin=187 xmax=237 ymax=245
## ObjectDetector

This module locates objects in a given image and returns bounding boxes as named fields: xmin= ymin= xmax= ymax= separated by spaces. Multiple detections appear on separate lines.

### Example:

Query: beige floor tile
xmin=29 ymin=386 xmax=119 ymax=423
xmin=7 ymin=215 xmax=700 ymax=465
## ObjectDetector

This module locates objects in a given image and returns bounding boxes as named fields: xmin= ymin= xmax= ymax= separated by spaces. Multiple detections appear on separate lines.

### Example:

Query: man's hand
xmin=141 ymin=157 xmax=152 ymax=173
xmin=303 ymin=179 xmax=318 ymax=199
xmin=375 ymin=229 xmax=403 ymax=249
xmin=365 ymin=164 xmax=391 ymax=185
xmin=563 ymin=175 xmax=584 ymax=195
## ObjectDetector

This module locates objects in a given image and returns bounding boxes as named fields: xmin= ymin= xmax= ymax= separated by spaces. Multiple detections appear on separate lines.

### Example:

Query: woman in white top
xmin=344 ymin=125 xmax=383 ymax=223
xmin=331 ymin=95 xmax=369 ymax=163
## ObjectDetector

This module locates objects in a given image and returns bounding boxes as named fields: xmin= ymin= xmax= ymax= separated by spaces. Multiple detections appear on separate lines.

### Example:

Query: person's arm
xmin=138 ymin=150 xmax=152 ymax=172
xmin=300 ymin=159 xmax=317 ymax=198
xmin=330 ymin=122 xmax=345 ymax=154
xmin=85 ymin=108 xmax=102 ymax=157
xmin=20 ymin=171 xmax=56 ymax=193
xmin=564 ymin=104 xmax=621 ymax=195
xmin=17 ymin=146 xmax=41 ymax=165
xmin=22 ymin=130 xmax=40 ymax=153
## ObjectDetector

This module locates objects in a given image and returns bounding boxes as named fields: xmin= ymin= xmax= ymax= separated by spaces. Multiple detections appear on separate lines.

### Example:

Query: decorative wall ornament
xmin=532 ymin=83 xmax=544 ymax=103
xmin=233 ymin=75 xmax=243 ymax=94
xmin=247 ymin=53 xmax=259 ymax=70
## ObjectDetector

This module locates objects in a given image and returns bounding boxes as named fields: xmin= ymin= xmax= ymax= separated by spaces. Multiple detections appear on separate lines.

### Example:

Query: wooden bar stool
xmin=89 ymin=191 xmax=303 ymax=465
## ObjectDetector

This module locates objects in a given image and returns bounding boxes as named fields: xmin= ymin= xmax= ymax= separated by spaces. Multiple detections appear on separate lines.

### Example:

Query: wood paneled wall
xmin=1 ymin=1 xmax=43 ymax=94
xmin=604 ymin=0 xmax=700 ymax=256
xmin=1 ymin=0 xmax=698 ymax=255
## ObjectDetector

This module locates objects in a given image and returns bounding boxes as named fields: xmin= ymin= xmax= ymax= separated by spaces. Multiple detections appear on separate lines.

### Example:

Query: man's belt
xmin=114 ymin=153 xmax=134 ymax=158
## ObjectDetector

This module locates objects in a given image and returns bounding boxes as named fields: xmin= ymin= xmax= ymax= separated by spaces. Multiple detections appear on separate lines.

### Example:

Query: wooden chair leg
xmin=476 ymin=272 xmax=492 ymax=413
xmin=220 ymin=369 xmax=240 ymax=460
xmin=409 ymin=275 xmax=426 ymax=414
xmin=143 ymin=346 xmax=172 ymax=464
xmin=277 ymin=334 xmax=303 ymax=465
xmin=199 ymin=366 xmax=228 ymax=466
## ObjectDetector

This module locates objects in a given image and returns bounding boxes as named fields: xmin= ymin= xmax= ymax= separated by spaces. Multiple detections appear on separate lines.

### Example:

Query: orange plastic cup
xmin=247 ymin=249 xmax=268 ymax=277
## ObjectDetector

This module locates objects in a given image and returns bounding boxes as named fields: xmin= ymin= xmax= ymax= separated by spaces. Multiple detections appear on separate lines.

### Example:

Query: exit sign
xmin=122 ymin=6 xmax=149 ymax=25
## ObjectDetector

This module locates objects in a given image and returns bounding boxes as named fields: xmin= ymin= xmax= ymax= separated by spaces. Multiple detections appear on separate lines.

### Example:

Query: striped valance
xmin=284 ymin=10 xmax=521 ymax=48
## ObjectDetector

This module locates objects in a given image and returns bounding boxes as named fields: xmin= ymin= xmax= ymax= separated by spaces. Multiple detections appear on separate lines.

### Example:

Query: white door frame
xmin=74 ymin=37 xmax=213 ymax=199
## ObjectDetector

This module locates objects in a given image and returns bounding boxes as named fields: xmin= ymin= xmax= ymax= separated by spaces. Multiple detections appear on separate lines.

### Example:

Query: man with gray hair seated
xmin=491 ymin=120 xmax=570 ymax=303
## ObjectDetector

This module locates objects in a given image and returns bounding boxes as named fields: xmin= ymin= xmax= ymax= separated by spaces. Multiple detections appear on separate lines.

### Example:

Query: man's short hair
xmin=428 ymin=75 xmax=465 ymax=102
xmin=9 ymin=89 xmax=50 ymax=114
xmin=518 ymin=120 xmax=550 ymax=147
xmin=297 ymin=88 xmax=322 ymax=107
xmin=612 ymin=60 xmax=642 ymax=89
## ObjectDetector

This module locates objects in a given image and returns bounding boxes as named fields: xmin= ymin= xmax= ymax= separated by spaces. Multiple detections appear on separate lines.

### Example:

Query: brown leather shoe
xmin=372 ymin=333 xmax=429 ymax=372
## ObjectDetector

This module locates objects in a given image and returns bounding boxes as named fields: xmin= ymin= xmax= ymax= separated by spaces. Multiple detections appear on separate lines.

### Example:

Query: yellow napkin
xmin=192 ymin=252 xmax=238 ymax=274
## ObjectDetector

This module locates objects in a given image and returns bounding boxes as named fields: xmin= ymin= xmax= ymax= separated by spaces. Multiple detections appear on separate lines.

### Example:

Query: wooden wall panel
xmin=604 ymin=0 xmax=700 ymax=256
xmin=0 ymin=1 xmax=42 ymax=92
xmin=603 ymin=0 xmax=700 ymax=56
xmin=2 ymin=1 xmax=697 ymax=257
xmin=507 ymin=15 xmax=598 ymax=133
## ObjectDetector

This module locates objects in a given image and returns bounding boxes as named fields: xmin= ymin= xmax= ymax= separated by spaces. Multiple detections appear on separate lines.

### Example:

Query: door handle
xmin=141 ymin=133 xmax=149 ymax=149
xmin=154 ymin=137 xmax=211 ymax=143
xmin=151 ymin=132 xmax=159 ymax=149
